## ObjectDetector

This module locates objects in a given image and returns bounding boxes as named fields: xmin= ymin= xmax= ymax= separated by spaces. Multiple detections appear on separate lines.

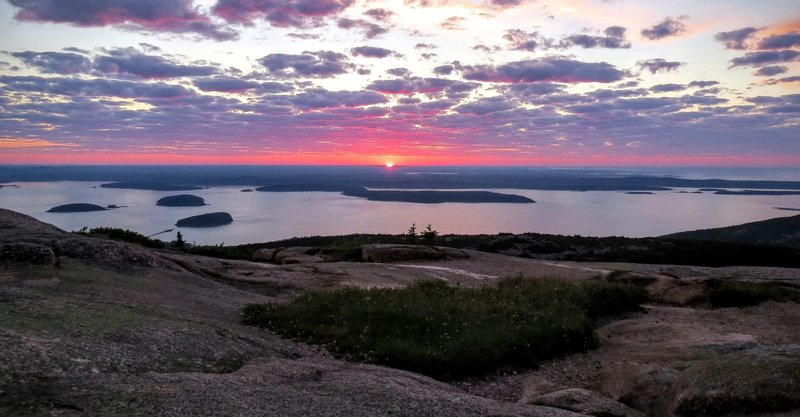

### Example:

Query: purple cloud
xmin=637 ymin=59 xmax=683 ymax=74
xmin=415 ymin=43 xmax=437 ymax=49
xmin=440 ymin=16 xmax=465 ymax=30
xmin=730 ymin=50 xmax=800 ymax=68
xmin=688 ymin=80 xmax=719 ymax=88
xmin=213 ymin=0 xmax=353 ymax=28
xmin=387 ymin=68 xmax=410 ymax=77
xmin=462 ymin=58 xmax=626 ymax=84
xmin=8 ymin=0 xmax=237 ymax=41
xmin=367 ymin=77 xmax=477 ymax=96
xmin=641 ymin=17 xmax=688 ymax=40
xmin=337 ymin=18 xmax=388 ymax=39
xmin=193 ymin=77 xmax=293 ymax=94
xmin=258 ymin=51 xmax=351 ymax=78
xmin=0 ymin=75 xmax=192 ymax=99
xmin=503 ymin=29 xmax=543 ymax=51
xmin=754 ymin=66 xmax=789 ymax=77
xmin=490 ymin=0 xmax=524 ymax=7
xmin=93 ymin=48 xmax=218 ymax=79
xmin=763 ymin=76 xmax=800 ymax=85
xmin=285 ymin=88 xmax=386 ymax=109
xmin=714 ymin=27 xmax=760 ymax=50
xmin=455 ymin=97 xmax=513 ymax=115
xmin=433 ymin=64 xmax=455 ymax=75
xmin=351 ymin=46 xmax=396 ymax=58
xmin=11 ymin=51 xmax=92 ymax=74
xmin=564 ymin=26 xmax=631 ymax=49
xmin=363 ymin=8 xmax=393 ymax=21
xmin=650 ymin=83 xmax=685 ymax=93
xmin=757 ymin=32 xmax=800 ymax=49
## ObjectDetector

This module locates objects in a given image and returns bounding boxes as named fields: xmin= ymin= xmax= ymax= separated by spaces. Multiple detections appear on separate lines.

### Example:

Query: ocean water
xmin=1 ymin=177 xmax=799 ymax=245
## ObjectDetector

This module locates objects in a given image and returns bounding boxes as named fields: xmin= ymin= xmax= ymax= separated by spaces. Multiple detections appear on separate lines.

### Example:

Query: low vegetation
xmin=75 ymin=227 xmax=164 ymax=248
xmin=242 ymin=277 xmax=646 ymax=379
xmin=703 ymin=279 xmax=800 ymax=308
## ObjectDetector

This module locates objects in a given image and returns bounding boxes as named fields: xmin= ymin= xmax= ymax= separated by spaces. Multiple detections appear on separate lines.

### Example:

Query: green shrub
xmin=242 ymin=277 xmax=646 ymax=379
xmin=705 ymin=280 xmax=800 ymax=308
xmin=76 ymin=227 xmax=164 ymax=248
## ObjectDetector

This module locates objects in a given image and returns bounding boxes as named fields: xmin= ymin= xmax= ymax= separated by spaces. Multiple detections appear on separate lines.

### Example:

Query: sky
xmin=0 ymin=0 xmax=798 ymax=166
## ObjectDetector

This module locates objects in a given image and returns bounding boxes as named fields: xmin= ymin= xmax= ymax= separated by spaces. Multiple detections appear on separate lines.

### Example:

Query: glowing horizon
xmin=0 ymin=0 xmax=798 ymax=166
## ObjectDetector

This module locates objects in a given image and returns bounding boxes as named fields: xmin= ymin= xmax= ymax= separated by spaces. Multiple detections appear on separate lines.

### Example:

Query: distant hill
xmin=665 ymin=214 xmax=800 ymax=248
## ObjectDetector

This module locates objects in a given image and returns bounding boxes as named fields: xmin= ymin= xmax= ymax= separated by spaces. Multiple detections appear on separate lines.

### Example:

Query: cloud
xmin=94 ymin=48 xmax=219 ymax=79
xmin=688 ymin=80 xmax=719 ymax=88
xmin=363 ymin=8 xmax=393 ymax=21
xmin=420 ymin=53 xmax=438 ymax=60
xmin=763 ymin=76 xmax=800 ymax=85
xmin=415 ymin=43 xmax=437 ymax=49
xmin=11 ymin=51 xmax=92 ymax=74
xmin=387 ymin=68 xmax=410 ymax=77
xmin=0 ymin=75 xmax=193 ymax=99
xmin=440 ymin=16 xmax=466 ymax=30
xmin=563 ymin=26 xmax=631 ymax=49
xmin=641 ymin=17 xmax=688 ymax=40
xmin=489 ymin=0 xmax=524 ymax=7
xmin=258 ymin=51 xmax=352 ymax=78
xmin=757 ymin=32 xmax=800 ymax=49
xmin=213 ymin=0 xmax=353 ymax=28
xmin=0 ymin=138 xmax=78 ymax=148
xmin=462 ymin=57 xmax=626 ymax=84
xmin=336 ymin=18 xmax=388 ymax=39
xmin=455 ymin=97 xmax=513 ymax=115
xmin=730 ymin=50 xmax=800 ymax=67
xmin=754 ymin=65 xmax=789 ymax=77
xmin=193 ymin=76 xmax=293 ymax=93
xmin=287 ymin=32 xmax=321 ymax=40
xmin=351 ymin=46 xmax=397 ymax=58
xmin=637 ymin=58 xmax=683 ymax=74
xmin=433 ymin=64 xmax=455 ymax=75
xmin=284 ymin=88 xmax=386 ymax=109
xmin=367 ymin=77 xmax=477 ymax=96
xmin=650 ymin=83 xmax=685 ymax=93
xmin=8 ymin=0 xmax=238 ymax=41
xmin=503 ymin=29 xmax=543 ymax=51
xmin=714 ymin=27 xmax=760 ymax=50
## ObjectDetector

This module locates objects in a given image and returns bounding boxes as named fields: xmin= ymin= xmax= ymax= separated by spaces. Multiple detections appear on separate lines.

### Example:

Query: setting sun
xmin=385 ymin=162 xmax=395 ymax=168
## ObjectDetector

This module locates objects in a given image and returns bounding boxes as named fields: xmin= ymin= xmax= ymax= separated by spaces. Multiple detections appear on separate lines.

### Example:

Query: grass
xmin=242 ymin=277 xmax=646 ymax=379
xmin=704 ymin=279 xmax=800 ymax=308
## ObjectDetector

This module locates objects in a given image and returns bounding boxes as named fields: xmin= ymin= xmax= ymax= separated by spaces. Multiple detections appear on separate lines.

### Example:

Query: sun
xmin=385 ymin=162 xmax=395 ymax=168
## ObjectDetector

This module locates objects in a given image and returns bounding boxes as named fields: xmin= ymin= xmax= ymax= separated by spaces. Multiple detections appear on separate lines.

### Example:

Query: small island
xmin=176 ymin=212 xmax=233 ymax=227
xmin=156 ymin=194 xmax=207 ymax=207
xmin=47 ymin=203 xmax=109 ymax=213
xmin=241 ymin=189 xmax=254 ymax=192
xmin=713 ymin=189 xmax=800 ymax=196
xmin=626 ymin=191 xmax=654 ymax=195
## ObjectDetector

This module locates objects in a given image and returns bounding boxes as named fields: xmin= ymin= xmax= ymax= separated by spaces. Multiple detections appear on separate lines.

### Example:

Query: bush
xmin=76 ymin=227 xmax=164 ymax=248
xmin=242 ymin=277 xmax=646 ymax=379
xmin=705 ymin=280 xmax=800 ymax=308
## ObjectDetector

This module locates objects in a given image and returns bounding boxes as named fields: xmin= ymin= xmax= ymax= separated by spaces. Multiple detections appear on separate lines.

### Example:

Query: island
xmin=156 ymin=194 xmax=207 ymax=207
xmin=241 ymin=189 xmax=254 ymax=192
xmin=626 ymin=191 xmax=654 ymax=195
xmin=101 ymin=182 xmax=203 ymax=191
xmin=176 ymin=212 xmax=233 ymax=227
xmin=47 ymin=203 xmax=109 ymax=213
xmin=713 ymin=189 xmax=800 ymax=196
xmin=342 ymin=188 xmax=535 ymax=204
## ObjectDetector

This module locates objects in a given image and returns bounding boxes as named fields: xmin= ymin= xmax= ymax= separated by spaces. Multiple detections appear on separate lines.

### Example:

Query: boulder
xmin=361 ymin=244 xmax=468 ymax=263
xmin=252 ymin=248 xmax=277 ymax=262
xmin=524 ymin=387 xmax=647 ymax=417
xmin=274 ymin=247 xmax=324 ymax=264
xmin=0 ymin=242 xmax=56 ymax=265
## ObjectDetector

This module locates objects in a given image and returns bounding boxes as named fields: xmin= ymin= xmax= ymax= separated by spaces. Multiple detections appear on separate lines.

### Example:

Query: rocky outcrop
xmin=176 ymin=212 xmax=232 ymax=227
xmin=361 ymin=244 xmax=468 ymax=262
xmin=525 ymin=387 xmax=646 ymax=417
xmin=0 ymin=242 xmax=56 ymax=265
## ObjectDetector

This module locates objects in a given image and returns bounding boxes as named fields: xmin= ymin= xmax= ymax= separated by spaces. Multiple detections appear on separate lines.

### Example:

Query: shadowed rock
xmin=0 ymin=242 xmax=56 ymax=265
